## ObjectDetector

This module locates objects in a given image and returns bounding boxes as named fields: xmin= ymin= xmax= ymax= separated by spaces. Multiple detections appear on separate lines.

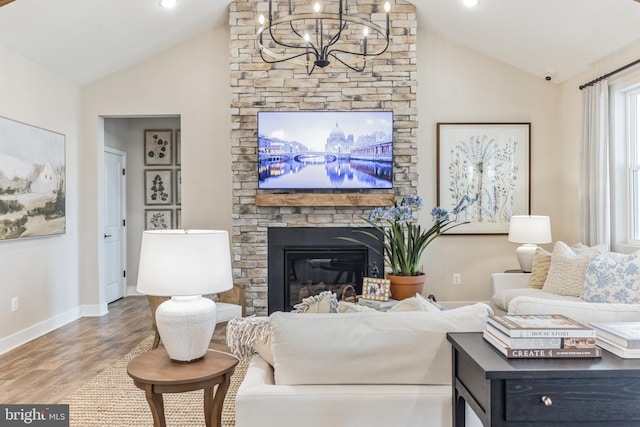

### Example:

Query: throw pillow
xmin=542 ymin=241 xmax=607 ymax=296
xmin=388 ymin=294 xmax=437 ymax=312
xmin=528 ymin=247 xmax=551 ymax=289
xmin=581 ymin=250 xmax=640 ymax=304
xmin=291 ymin=290 xmax=338 ymax=313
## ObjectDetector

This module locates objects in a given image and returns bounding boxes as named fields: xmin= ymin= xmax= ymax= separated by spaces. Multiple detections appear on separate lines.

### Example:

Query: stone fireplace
xmin=229 ymin=0 xmax=418 ymax=315
xmin=267 ymin=227 xmax=383 ymax=313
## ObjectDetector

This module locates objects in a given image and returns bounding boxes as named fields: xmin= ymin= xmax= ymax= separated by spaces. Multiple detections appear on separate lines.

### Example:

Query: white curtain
xmin=580 ymin=81 xmax=610 ymax=246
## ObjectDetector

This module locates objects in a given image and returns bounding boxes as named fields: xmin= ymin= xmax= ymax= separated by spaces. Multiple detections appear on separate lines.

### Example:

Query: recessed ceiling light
xmin=463 ymin=0 xmax=479 ymax=7
xmin=159 ymin=0 xmax=177 ymax=9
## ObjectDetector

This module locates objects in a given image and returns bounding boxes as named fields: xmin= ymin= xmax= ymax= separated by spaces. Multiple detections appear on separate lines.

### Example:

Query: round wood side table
xmin=127 ymin=343 xmax=238 ymax=427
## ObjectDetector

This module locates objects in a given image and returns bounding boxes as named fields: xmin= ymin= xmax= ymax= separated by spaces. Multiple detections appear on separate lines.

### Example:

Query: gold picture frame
xmin=361 ymin=277 xmax=391 ymax=301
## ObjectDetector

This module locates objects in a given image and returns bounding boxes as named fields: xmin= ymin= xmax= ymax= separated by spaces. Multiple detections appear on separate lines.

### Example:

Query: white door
xmin=104 ymin=148 xmax=127 ymax=303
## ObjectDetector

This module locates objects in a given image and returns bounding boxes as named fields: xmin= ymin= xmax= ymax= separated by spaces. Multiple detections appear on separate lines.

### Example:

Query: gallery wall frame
xmin=437 ymin=122 xmax=530 ymax=235
xmin=145 ymin=209 xmax=173 ymax=230
xmin=144 ymin=129 xmax=173 ymax=166
xmin=144 ymin=169 xmax=173 ymax=205
xmin=175 ymin=169 xmax=181 ymax=205
xmin=175 ymin=129 xmax=181 ymax=166
xmin=0 ymin=116 xmax=66 ymax=240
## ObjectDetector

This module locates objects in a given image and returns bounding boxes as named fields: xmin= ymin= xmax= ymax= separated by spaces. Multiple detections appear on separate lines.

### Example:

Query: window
xmin=612 ymin=82 xmax=640 ymax=251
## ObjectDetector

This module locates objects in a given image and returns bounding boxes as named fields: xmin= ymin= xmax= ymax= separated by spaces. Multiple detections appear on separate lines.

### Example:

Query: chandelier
xmin=257 ymin=0 xmax=391 ymax=75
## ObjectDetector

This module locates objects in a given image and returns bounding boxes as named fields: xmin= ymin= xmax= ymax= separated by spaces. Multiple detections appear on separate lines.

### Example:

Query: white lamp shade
xmin=508 ymin=215 xmax=552 ymax=244
xmin=136 ymin=229 xmax=233 ymax=296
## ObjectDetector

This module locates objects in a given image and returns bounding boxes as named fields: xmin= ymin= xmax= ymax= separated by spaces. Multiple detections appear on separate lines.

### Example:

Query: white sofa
xmin=491 ymin=272 xmax=640 ymax=324
xmin=235 ymin=304 xmax=491 ymax=427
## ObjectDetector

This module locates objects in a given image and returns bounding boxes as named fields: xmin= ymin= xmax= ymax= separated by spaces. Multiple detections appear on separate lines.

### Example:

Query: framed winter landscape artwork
xmin=0 ymin=116 xmax=65 ymax=240
xmin=437 ymin=123 xmax=530 ymax=234
xmin=144 ymin=129 xmax=172 ymax=166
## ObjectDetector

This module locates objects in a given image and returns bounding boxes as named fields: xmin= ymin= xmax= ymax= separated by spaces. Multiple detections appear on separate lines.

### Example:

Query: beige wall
xmin=0 ymin=45 xmax=82 ymax=352
xmin=80 ymin=28 xmax=232 ymax=307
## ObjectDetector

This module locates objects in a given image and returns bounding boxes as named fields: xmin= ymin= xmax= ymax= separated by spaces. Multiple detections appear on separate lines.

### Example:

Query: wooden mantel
xmin=255 ymin=193 xmax=396 ymax=207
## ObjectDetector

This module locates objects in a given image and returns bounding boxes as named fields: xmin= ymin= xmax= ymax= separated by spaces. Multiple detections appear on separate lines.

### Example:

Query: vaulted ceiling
xmin=0 ymin=0 xmax=638 ymax=85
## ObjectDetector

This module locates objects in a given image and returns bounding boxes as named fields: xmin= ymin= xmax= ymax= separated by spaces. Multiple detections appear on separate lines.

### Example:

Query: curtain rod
xmin=579 ymin=58 xmax=640 ymax=90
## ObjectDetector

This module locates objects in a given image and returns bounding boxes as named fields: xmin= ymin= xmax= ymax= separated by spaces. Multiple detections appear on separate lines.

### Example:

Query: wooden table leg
xmin=144 ymin=385 xmax=166 ymax=427
xmin=204 ymin=386 xmax=214 ymax=427
xmin=208 ymin=372 xmax=233 ymax=427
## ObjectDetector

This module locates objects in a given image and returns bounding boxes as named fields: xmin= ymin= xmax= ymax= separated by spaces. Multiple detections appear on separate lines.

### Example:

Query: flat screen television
xmin=258 ymin=111 xmax=393 ymax=190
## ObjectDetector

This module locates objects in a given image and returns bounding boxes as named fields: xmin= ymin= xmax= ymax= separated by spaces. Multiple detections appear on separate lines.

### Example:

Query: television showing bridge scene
xmin=258 ymin=111 xmax=393 ymax=189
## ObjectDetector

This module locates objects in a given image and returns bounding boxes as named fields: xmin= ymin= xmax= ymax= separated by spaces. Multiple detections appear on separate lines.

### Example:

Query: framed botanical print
xmin=175 ymin=169 xmax=181 ymax=205
xmin=144 ymin=129 xmax=172 ymax=166
xmin=175 ymin=129 xmax=181 ymax=166
xmin=176 ymin=208 xmax=182 ymax=229
xmin=437 ymin=123 xmax=530 ymax=234
xmin=144 ymin=170 xmax=173 ymax=205
xmin=145 ymin=209 xmax=173 ymax=230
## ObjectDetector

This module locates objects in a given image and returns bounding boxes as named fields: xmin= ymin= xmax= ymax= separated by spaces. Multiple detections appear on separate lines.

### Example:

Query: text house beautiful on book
xmin=487 ymin=315 xmax=596 ymax=338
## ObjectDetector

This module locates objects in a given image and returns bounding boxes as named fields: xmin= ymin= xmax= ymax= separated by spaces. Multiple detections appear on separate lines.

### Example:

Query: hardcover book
xmin=357 ymin=298 xmax=399 ymax=310
xmin=589 ymin=322 xmax=640 ymax=349
xmin=596 ymin=336 xmax=640 ymax=359
xmin=487 ymin=314 xmax=596 ymax=338
xmin=483 ymin=330 xmax=602 ymax=358
xmin=485 ymin=324 xmax=597 ymax=349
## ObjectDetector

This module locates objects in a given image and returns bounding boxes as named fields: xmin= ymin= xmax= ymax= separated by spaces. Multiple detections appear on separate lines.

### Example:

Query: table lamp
xmin=136 ymin=229 xmax=233 ymax=363
xmin=507 ymin=215 xmax=552 ymax=273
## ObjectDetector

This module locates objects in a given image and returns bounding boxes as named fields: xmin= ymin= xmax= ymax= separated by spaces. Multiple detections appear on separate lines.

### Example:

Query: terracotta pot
xmin=386 ymin=273 xmax=426 ymax=300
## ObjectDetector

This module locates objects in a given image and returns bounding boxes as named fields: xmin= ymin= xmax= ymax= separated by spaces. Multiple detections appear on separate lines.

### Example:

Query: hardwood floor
xmin=0 ymin=296 xmax=154 ymax=404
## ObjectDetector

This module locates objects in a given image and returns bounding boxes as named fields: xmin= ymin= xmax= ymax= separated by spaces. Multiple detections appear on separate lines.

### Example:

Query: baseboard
xmin=81 ymin=303 xmax=109 ymax=317
xmin=0 ymin=306 xmax=82 ymax=356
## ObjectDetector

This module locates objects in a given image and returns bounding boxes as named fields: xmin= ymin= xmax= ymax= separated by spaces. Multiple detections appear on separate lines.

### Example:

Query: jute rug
xmin=61 ymin=335 xmax=248 ymax=427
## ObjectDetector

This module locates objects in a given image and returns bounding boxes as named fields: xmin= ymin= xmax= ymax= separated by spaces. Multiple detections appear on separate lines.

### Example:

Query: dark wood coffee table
xmin=448 ymin=332 xmax=640 ymax=427
xmin=127 ymin=343 xmax=238 ymax=427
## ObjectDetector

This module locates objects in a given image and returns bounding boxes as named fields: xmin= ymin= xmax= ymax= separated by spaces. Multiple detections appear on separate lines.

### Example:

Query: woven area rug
xmin=61 ymin=335 xmax=248 ymax=427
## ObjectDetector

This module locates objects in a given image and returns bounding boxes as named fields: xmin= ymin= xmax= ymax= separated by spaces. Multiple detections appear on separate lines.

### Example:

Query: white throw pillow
xmin=542 ymin=241 xmax=607 ymax=297
xmin=581 ymin=250 xmax=640 ymax=304
xmin=337 ymin=301 xmax=378 ymax=313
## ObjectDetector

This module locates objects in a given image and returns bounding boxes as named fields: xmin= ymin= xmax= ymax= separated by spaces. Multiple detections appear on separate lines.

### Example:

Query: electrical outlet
xmin=452 ymin=273 xmax=461 ymax=285
xmin=11 ymin=297 xmax=19 ymax=312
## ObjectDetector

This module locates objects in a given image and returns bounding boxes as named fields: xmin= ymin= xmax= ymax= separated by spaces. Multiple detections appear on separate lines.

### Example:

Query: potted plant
xmin=342 ymin=194 xmax=464 ymax=300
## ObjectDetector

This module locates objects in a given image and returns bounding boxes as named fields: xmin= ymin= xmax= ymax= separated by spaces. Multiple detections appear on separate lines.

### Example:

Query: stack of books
xmin=357 ymin=298 xmax=399 ymax=311
xmin=589 ymin=322 xmax=640 ymax=359
xmin=483 ymin=314 xmax=601 ymax=358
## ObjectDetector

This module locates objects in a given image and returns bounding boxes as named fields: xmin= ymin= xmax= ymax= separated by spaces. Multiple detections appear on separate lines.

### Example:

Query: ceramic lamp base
xmin=515 ymin=243 xmax=537 ymax=273
xmin=155 ymin=295 xmax=217 ymax=363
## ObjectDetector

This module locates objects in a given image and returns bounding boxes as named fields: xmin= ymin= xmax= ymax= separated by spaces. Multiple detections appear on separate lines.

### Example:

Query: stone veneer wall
xmin=229 ymin=0 xmax=418 ymax=315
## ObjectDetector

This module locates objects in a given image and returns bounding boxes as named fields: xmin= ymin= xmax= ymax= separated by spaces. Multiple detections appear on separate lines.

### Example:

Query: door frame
xmin=104 ymin=146 xmax=127 ymax=302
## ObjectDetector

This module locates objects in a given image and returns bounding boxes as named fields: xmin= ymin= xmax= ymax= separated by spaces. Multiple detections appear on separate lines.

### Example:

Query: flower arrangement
xmin=346 ymin=195 xmax=463 ymax=277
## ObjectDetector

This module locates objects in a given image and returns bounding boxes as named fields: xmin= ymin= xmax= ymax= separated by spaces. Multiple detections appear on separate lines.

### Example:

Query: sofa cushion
xmin=581 ymin=250 xmax=640 ymax=304
xmin=542 ymin=242 xmax=606 ymax=296
xmin=269 ymin=303 xmax=492 ymax=386
xmin=507 ymin=296 xmax=640 ymax=325
xmin=528 ymin=248 xmax=551 ymax=289
xmin=492 ymin=287 xmax=581 ymax=312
